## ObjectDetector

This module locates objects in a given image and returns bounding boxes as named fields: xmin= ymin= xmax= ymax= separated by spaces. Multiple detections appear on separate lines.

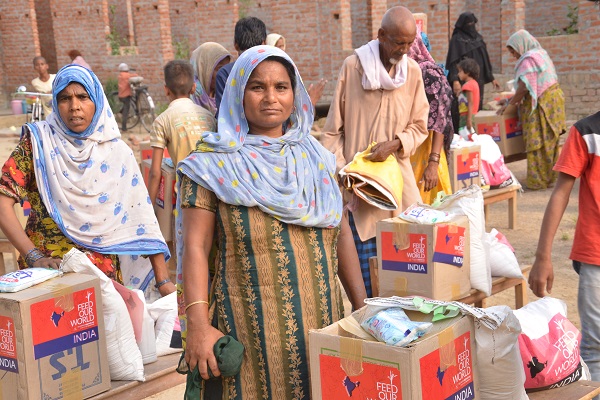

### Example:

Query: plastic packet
xmin=360 ymin=307 xmax=432 ymax=347
xmin=0 ymin=268 xmax=62 ymax=293
xmin=399 ymin=203 xmax=454 ymax=224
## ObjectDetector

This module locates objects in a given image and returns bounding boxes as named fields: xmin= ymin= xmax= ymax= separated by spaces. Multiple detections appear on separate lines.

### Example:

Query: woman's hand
xmin=185 ymin=322 xmax=225 ymax=380
xmin=422 ymin=162 xmax=439 ymax=192
xmin=32 ymin=257 xmax=62 ymax=270
xmin=492 ymin=79 xmax=501 ymax=91
xmin=307 ymin=79 xmax=327 ymax=107
xmin=158 ymin=281 xmax=176 ymax=297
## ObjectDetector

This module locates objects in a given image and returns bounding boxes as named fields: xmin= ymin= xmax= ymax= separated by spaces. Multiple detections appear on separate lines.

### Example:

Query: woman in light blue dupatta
xmin=175 ymin=46 xmax=365 ymax=399
xmin=0 ymin=64 xmax=174 ymax=296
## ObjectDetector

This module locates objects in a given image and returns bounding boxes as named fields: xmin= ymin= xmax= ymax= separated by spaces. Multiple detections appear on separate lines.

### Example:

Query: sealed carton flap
xmin=339 ymin=336 xmax=364 ymax=376
xmin=447 ymin=224 xmax=459 ymax=234
xmin=44 ymin=281 xmax=75 ymax=312
xmin=392 ymin=222 xmax=409 ymax=251
xmin=338 ymin=317 xmax=377 ymax=341
xmin=60 ymin=368 xmax=84 ymax=400
xmin=394 ymin=277 xmax=407 ymax=296
xmin=438 ymin=325 xmax=457 ymax=370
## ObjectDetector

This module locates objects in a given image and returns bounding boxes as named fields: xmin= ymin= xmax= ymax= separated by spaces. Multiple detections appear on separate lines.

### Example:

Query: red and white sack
xmin=513 ymin=297 xmax=586 ymax=391
xmin=473 ymin=133 xmax=513 ymax=188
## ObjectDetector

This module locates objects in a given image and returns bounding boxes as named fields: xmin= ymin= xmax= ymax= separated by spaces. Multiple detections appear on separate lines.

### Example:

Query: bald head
xmin=377 ymin=6 xmax=417 ymax=70
xmin=381 ymin=6 xmax=416 ymax=35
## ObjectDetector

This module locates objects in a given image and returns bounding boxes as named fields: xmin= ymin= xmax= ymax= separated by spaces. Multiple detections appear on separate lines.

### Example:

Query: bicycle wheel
xmin=137 ymin=91 xmax=156 ymax=133
xmin=125 ymin=97 xmax=140 ymax=130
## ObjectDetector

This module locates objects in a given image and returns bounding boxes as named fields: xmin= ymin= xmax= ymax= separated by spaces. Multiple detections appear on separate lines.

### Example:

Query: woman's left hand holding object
xmin=185 ymin=314 xmax=225 ymax=380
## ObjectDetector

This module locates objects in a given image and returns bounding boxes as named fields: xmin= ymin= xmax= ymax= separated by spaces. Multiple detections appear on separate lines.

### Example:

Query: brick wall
xmin=2 ymin=0 xmax=600 ymax=120
xmin=525 ymin=0 xmax=578 ymax=37
xmin=34 ymin=0 xmax=58 ymax=73
xmin=0 ymin=0 xmax=39 ymax=107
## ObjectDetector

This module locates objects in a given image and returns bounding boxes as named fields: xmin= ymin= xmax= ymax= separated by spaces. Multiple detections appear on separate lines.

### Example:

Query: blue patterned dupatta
xmin=177 ymin=46 xmax=343 ymax=229
xmin=27 ymin=64 xmax=169 ymax=259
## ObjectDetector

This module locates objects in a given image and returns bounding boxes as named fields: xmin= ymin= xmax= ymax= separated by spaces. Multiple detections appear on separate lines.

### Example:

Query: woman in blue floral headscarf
xmin=0 ymin=64 xmax=173 ymax=295
xmin=177 ymin=46 xmax=364 ymax=399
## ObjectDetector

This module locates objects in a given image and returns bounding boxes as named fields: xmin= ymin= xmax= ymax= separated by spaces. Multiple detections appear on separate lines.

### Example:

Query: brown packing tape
xmin=447 ymin=223 xmax=459 ymax=234
xmin=45 ymin=282 xmax=75 ymax=312
xmin=437 ymin=325 xmax=457 ymax=371
xmin=61 ymin=368 xmax=84 ymax=400
xmin=339 ymin=336 xmax=364 ymax=376
xmin=394 ymin=277 xmax=407 ymax=296
xmin=458 ymin=147 xmax=470 ymax=157
xmin=451 ymin=284 xmax=461 ymax=300
xmin=391 ymin=222 xmax=410 ymax=251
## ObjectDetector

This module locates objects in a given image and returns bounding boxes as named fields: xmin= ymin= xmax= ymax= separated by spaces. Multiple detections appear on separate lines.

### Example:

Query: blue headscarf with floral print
xmin=177 ymin=46 xmax=342 ymax=228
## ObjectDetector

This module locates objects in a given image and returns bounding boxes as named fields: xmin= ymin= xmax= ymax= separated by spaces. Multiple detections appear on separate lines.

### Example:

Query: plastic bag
xmin=435 ymin=185 xmax=492 ymax=295
xmin=0 ymin=268 xmax=61 ymax=292
xmin=485 ymin=229 xmax=523 ymax=278
xmin=473 ymin=134 xmax=513 ymax=189
xmin=513 ymin=297 xmax=585 ymax=391
xmin=399 ymin=203 xmax=455 ymax=224
xmin=360 ymin=307 xmax=432 ymax=347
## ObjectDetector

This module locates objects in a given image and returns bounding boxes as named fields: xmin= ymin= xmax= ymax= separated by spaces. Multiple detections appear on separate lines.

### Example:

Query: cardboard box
xmin=0 ymin=273 xmax=110 ymax=399
xmin=474 ymin=105 xmax=525 ymax=156
xmin=139 ymin=141 xmax=168 ymax=163
xmin=155 ymin=162 xmax=176 ymax=241
xmin=141 ymin=159 xmax=175 ymax=242
xmin=376 ymin=215 xmax=471 ymax=301
xmin=413 ymin=13 xmax=427 ymax=34
xmin=309 ymin=311 xmax=478 ymax=400
xmin=448 ymin=146 xmax=481 ymax=192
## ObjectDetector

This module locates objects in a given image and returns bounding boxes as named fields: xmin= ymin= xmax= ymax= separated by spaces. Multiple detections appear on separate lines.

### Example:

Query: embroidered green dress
xmin=178 ymin=175 xmax=343 ymax=399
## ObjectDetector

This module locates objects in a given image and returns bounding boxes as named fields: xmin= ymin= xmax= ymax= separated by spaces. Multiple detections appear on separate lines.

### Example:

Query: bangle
xmin=154 ymin=278 xmax=171 ymax=289
xmin=185 ymin=300 xmax=209 ymax=312
xmin=428 ymin=153 xmax=440 ymax=163
xmin=25 ymin=248 xmax=45 ymax=268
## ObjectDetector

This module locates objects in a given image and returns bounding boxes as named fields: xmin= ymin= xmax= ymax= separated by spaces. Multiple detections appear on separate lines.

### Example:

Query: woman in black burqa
xmin=446 ymin=11 xmax=500 ymax=133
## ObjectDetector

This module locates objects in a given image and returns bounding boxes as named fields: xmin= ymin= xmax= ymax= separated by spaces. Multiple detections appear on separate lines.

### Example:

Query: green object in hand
xmin=177 ymin=335 xmax=244 ymax=400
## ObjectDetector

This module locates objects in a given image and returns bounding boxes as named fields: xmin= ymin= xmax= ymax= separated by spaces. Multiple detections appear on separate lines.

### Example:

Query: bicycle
xmin=12 ymin=90 xmax=53 ymax=123
xmin=109 ymin=76 xmax=156 ymax=133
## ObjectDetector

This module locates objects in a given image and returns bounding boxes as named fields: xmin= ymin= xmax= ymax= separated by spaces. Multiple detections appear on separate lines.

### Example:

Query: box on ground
xmin=142 ymin=159 xmax=176 ymax=242
xmin=413 ymin=13 xmax=427 ymax=34
xmin=376 ymin=215 xmax=471 ymax=301
xmin=309 ymin=311 xmax=478 ymax=400
xmin=0 ymin=272 xmax=110 ymax=399
xmin=448 ymin=146 xmax=481 ymax=192
xmin=139 ymin=141 xmax=169 ymax=164
xmin=474 ymin=105 xmax=525 ymax=156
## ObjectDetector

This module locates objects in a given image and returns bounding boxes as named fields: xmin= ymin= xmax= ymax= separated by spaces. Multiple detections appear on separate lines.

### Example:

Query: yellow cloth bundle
xmin=339 ymin=143 xmax=403 ymax=210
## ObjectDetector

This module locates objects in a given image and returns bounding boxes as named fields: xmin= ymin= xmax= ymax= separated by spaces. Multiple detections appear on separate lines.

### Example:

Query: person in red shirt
xmin=117 ymin=63 xmax=137 ymax=132
xmin=530 ymin=111 xmax=600 ymax=383
xmin=456 ymin=58 xmax=480 ymax=137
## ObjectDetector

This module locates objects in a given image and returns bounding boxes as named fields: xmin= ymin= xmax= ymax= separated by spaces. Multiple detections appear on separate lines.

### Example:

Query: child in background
xmin=117 ymin=63 xmax=137 ymax=132
xmin=457 ymin=58 xmax=480 ymax=137
xmin=31 ymin=56 xmax=55 ymax=118
xmin=148 ymin=60 xmax=217 ymax=204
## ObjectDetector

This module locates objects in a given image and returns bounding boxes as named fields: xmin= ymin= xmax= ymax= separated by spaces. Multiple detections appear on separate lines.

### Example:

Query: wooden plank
xmin=528 ymin=380 xmax=600 ymax=400
xmin=90 ymin=352 xmax=185 ymax=400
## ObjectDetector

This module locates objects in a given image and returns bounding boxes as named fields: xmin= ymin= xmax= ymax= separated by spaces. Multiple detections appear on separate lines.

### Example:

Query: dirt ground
xmin=0 ymin=120 xmax=581 ymax=399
